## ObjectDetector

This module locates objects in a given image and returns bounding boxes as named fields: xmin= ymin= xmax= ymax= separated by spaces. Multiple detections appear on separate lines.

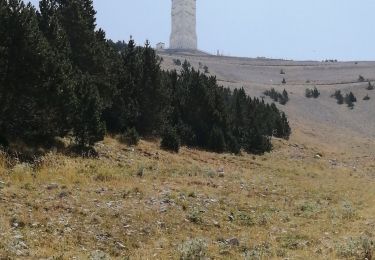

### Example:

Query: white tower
xmin=170 ymin=0 xmax=198 ymax=50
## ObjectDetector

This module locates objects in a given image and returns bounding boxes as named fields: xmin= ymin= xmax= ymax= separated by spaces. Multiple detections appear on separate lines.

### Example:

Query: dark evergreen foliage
xmin=332 ymin=90 xmax=344 ymax=104
xmin=161 ymin=127 xmax=180 ymax=153
xmin=120 ymin=128 xmax=140 ymax=146
xmin=305 ymin=87 xmax=320 ymax=98
xmin=344 ymin=92 xmax=357 ymax=109
xmin=264 ymin=88 xmax=289 ymax=105
xmin=0 ymin=0 xmax=292 ymax=155
xmin=332 ymin=90 xmax=358 ymax=108
xmin=367 ymin=82 xmax=374 ymax=90
xmin=363 ymin=94 xmax=370 ymax=101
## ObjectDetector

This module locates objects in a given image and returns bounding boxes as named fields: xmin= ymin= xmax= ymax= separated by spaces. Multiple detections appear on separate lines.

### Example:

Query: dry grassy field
xmin=1 ymin=53 xmax=375 ymax=259
xmin=0 ymin=134 xmax=374 ymax=259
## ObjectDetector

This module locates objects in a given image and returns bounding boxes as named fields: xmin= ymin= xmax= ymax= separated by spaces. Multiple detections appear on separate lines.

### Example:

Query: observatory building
xmin=170 ymin=0 xmax=198 ymax=50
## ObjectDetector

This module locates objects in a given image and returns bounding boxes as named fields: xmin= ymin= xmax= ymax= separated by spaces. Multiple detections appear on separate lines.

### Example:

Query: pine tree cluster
xmin=331 ymin=90 xmax=357 ymax=108
xmin=263 ymin=88 xmax=289 ymax=105
xmin=0 ymin=0 xmax=291 ymax=154
xmin=305 ymin=87 xmax=320 ymax=98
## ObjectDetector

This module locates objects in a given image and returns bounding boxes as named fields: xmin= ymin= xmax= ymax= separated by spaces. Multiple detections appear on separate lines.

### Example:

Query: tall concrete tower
xmin=170 ymin=0 xmax=197 ymax=50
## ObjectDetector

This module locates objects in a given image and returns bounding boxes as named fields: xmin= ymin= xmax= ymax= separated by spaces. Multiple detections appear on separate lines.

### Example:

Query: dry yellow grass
xmin=0 ymin=136 xmax=374 ymax=259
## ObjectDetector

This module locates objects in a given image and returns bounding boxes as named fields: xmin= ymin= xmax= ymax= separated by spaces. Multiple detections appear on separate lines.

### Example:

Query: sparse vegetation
xmin=0 ymin=136 xmax=374 ymax=259
xmin=336 ymin=236 xmax=374 ymax=259
xmin=179 ymin=238 xmax=208 ymax=260
xmin=358 ymin=75 xmax=365 ymax=82
xmin=332 ymin=90 xmax=357 ymax=108
xmin=363 ymin=94 xmax=370 ymax=101
xmin=305 ymin=87 xmax=320 ymax=98
xmin=282 ymin=78 xmax=287 ymax=84
xmin=344 ymin=92 xmax=357 ymax=109
xmin=173 ymin=59 xmax=182 ymax=66
xmin=367 ymin=81 xmax=374 ymax=90
xmin=280 ymin=69 xmax=285 ymax=75
xmin=331 ymin=90 xmax=344 ymax=105
xmin=264 ymin=88 xmax=289 ymax=105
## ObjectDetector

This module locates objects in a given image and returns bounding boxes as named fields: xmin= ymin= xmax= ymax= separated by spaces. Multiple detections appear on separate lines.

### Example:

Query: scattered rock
xmin=58 ymin=191 xmax=69 ymax=199
xmin=157 ymin=221 xmax=166 ymax=229
xmin=217 ymin=167 xmax=225 ymax=177
xmin=226 ymin=237 xmax=240 ymax=246
xmin=315 ymin=153 xmax=322 ymax=159
xmin=46 ymin=183 xmax=59 ymax=190
xmin=10 ymin=232 xmax=29 ymax=256
xmin=213 ymin=220 xmax=220 ymax=228
xmin=10 ymin=217 xmax=26 ymax=229
xmin=115 ymin=241 xmax=126 ymax=250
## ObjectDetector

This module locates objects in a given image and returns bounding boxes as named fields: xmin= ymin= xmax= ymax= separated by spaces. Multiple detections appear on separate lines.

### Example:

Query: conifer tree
xmin=0 ymin=0 xmax=73 ymax=143
xmin=72 ymin=73 xmax=105 ymax=147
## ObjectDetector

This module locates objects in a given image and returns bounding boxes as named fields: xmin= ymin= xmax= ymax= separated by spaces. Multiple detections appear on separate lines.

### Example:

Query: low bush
xmin=331 ymin=90 xmax=344 ymax=105
xmin=173 ymin=59 xmax=181 ymax=66
xmin=358 ymin=75 xmax=365 ymax=82
xmin=345 ymin=92 xmax=357 ymax=109
xmin=264 ymin=88 xmax=289 ymax=105
xmin=179 ymin=238 xmax=208 ymax=260
xmin=305 ymin=87 xmax=320 ymax=98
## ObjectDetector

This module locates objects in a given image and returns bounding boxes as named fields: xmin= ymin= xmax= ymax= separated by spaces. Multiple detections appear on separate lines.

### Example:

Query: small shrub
xmin=282 ymin=78 xmax=286 ymax=84
xmin=182 ymin=60 xmax=191 ymax=69
xmin=305 ymin=87 xmax=320 ymax=98
xmin=119 ymin=128 xmax=139 ymax=146
xmin=331 ymin=90 xmax=344 ymax=105
xmin=358 ymin=75 xmax=365 ymax=82
xmin=161 ymin=127 xmax=180 ymax=153
xmin=173 ymin=59 xmax=181 ymax=66
xmin=236 ymin=211 xmax=255 ymax=227
xmin=345 ymin=92 xmax=357 ymax=109
xmin=187 ymin=208 xmax=203 ymax=224
xmin=263 ymin=88 xmax=289 ymax=105
xmin=244 ymin=242 xmax=273 ymax=260
xmin=367 ymin=81 xmax=374 ymax=90
xmin=179 ymin=238 xmax=208 ymax=260
xmin=341 ymin=201 xmax=357 ymax=220
xmin=336 ymin=236 xmax=374 ymax=259
xmin=278 ymin=234 xmax=310 ymax=250
xmin=280 ymin=69 xmax=285 ymax=75
xmin=363 ymin=94 xmax=370 ymax=101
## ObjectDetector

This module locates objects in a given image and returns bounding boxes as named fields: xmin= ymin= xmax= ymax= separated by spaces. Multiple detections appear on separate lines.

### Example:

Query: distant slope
xmin=158 ymin=50 xmax=375 ymax=156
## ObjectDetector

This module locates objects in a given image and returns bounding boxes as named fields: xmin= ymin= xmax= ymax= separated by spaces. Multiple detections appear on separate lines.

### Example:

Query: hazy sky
xmin=27 ymin=0 xmax=375 ymax=61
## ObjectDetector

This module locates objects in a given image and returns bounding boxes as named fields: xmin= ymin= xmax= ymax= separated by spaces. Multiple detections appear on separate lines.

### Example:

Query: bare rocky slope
xmin=158 ymin=50 xmax=375 ymax=156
